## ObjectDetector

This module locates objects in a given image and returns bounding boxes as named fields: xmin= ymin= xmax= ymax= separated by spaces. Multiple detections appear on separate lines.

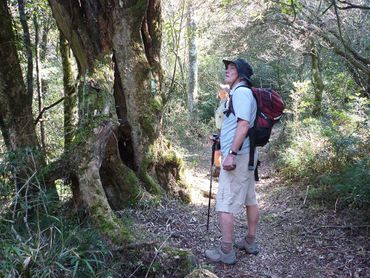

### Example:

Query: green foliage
xmin=320 ymin=159 xmax=370 ymax=208
xmin=197 ymin=55 xmax=225 ymax=123
xmin=0 ymin=152 xmax=112 ymax=277
xmin=163 ymin=98 xmax=213 ymax=147
xmin=0 ymin=193 xmax=112 ymax=277
xmin=0 ymin=217 xmax=111 ymax=277
xmin=197 ymin=89 xmax=218 ymax=123
xmin=276 ymin=82 xmax=369 ymax=208
xmin=277 ymin=0 xmax=303 ymax=16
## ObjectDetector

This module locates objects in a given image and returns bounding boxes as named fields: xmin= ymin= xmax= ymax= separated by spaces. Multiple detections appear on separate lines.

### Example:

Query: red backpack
xmin=225 ymin=85 xmax=285 ymax=170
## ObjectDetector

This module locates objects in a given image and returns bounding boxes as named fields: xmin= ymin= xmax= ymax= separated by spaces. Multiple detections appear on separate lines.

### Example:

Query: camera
xmin=211 ymin=133 xmax=221 ymax=150
xmin=211 ymin=133 xmax=219 ymax=142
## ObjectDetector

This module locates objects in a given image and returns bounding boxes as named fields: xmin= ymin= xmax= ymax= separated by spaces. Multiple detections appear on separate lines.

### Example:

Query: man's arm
xmin=231 ymin=119 xmax=249 ymax=152
xmin=223 ymin=119 xmax=250 ymax=170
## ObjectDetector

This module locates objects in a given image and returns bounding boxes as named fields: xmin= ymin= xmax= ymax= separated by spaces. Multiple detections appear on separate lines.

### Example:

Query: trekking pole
xmin=206 ymin=138 xmax=217 ymax=232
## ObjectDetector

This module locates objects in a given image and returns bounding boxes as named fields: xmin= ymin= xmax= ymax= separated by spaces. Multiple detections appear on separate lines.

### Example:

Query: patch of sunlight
xmin=184 ymin=167 xmax=219 ymax=206
xmin=55 ymin=179 xmax=73 ymax=202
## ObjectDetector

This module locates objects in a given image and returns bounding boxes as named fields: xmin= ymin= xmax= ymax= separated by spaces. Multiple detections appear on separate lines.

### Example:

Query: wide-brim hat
xmin=223 ymin=58 xmax=253 ymax=86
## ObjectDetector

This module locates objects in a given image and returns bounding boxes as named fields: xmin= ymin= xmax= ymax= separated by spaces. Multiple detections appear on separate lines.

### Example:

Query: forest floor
xmin=123 ymin=139 xmax=369 ymax=278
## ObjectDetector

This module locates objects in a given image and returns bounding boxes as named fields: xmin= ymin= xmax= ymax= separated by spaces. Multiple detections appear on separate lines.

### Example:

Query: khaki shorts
xmin=215 ymin=153 xmax=257 ymax=215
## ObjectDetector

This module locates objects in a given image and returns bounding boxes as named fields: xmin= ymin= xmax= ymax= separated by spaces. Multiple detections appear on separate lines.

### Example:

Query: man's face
xmin=225 ymin=63 xmax=239 ymax=86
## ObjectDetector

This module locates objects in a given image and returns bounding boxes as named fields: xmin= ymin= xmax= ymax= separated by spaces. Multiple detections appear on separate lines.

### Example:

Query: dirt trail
xmin=125 ymin=140 xmax=369 ymax=277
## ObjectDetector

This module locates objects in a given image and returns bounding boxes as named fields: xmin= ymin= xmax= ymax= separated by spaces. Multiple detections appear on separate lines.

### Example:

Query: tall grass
xmin=0 ymin=156 xmax=112 ymax=277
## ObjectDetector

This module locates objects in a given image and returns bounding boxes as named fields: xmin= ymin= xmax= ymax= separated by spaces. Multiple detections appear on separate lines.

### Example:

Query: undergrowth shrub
xmin=276 ymin=81 xmax=369 ymax=208
xmin=163 ymin=98 xmax=213 ymax=147
xmin=0 ymin=153 xmax=112 ymax=277
xmin=0 ymin=214 xmax=111 ymax=277
xmin=0 ymin=197 xmax=112 ymax=277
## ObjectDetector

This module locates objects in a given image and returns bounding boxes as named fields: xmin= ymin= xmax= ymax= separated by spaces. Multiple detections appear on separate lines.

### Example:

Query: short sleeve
xmin=232 ymin=87 xmax=256 ymax=124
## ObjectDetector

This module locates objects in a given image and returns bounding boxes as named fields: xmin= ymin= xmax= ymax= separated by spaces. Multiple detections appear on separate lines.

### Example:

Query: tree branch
xmin=319 ymin=32 xmax=369 ymax=74
xmin=337 ymin=0 xmax=370 ymax=10
xmin=322 ymin=2 xmax=334 ymax=15
xmin=331 ymin=0 xmax=344 ymax=45
xmin=328 ymin=30 xmax=370 ymax=66
xmin=290 ymin=0 xmax=297 ymax=22
xmin=34 ymin=97 xmax=65 ymax=125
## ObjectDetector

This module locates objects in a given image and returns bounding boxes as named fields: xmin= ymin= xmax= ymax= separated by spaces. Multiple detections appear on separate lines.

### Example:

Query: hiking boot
xmin=205 ymin=247 xmax=236 ymax=264
xmin=235 ymin=238 xmax=259 ymax=255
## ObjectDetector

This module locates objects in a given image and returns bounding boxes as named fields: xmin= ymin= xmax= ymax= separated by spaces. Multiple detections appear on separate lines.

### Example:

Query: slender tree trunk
xmin=310 ymin=39 xmax=324 ymax=117
xmin=18 ymin=0 xmax=33 ymax=97
xmin=168 ymin=0 xmax=186 ymax=96
xmin=0 ymin=115 xmax=11 ymax=150
xmin=0 ymin=1 xmax=56 ymax=195
xmin=33 ymin=15 xmax=46 ymax=154
xmin=40 ymin=18 xmax=51 ymax=61
xmin=186 ymin=2 xmax=198 ymax=114
xmin=60 ymin=32 xmax=77 ymax=148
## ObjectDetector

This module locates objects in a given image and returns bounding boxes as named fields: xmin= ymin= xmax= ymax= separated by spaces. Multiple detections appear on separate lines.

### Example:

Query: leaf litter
xmin=121 ymin=140 xmax=369 ymax=277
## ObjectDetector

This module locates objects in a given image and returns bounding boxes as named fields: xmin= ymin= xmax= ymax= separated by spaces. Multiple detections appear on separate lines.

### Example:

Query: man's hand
xmin=223 ymin=154 xmax=236 ymax=171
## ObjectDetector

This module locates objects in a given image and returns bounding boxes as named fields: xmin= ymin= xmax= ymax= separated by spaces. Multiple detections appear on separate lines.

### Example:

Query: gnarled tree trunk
xmin=48 ymin=0 xmax=190 ymax=243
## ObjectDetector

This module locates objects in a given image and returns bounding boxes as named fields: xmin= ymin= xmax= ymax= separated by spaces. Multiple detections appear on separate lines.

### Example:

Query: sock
xmin=246 ymin=235 xmax=255 ymax=244
xmin=221 ymin=241 xmax=233 ymax=254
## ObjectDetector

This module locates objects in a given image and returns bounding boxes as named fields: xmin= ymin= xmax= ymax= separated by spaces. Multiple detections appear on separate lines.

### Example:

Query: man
xmin=205 ymin=58 xmax=259 ymax=264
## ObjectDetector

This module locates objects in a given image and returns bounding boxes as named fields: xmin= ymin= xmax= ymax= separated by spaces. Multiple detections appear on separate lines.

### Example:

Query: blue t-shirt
xmin=220 ymin=82 xmax=257 ymax=156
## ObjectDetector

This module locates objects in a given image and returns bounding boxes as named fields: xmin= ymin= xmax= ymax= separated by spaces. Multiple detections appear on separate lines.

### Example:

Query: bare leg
xmin=218 ymin=212 xmax=234 ymax=252
xmin=235 ymin=204 xmax=259 ymax=255
xmin=246 ymin=204 xmax=259 ymax=237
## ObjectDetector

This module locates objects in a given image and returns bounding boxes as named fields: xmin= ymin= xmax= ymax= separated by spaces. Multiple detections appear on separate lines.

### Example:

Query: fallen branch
xmin=303 ymin=185 xmax=310 ymax=205
xmin=145 ymin=233 xmax=173 ymax=278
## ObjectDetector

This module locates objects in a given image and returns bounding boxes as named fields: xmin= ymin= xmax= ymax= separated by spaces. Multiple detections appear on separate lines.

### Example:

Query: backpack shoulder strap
xmin=224 ymin=85 xmax=252 ymax=117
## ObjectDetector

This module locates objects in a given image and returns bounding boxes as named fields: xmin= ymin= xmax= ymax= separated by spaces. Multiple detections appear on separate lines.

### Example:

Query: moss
xmin=160 ymin=148 xmax=190 ymax=192
xmin=161 ymin=247 xmax=197 ymax=275
xmin=76 ymin=56 xmax=116 ymax=127
xmin=139 ymin=87 xmax=164 ymax=142
xmin=139 ymin=154 xmax=163 ymax=195
xmin=119 ymin=165 xmax=143 ymax=207
xmin=136 ymin=143 xmax=162 ymax=195
xmin=101 ymin=215 xmax=132 ymax=244
xmin=162 ymin=149 xmax=184 ymax=168
xmin=92 ymin=202 xmax=133 ymax=244
xmin=127 ymin=0 xmax=149 ymax=23
xmin=137 ymin=137 xmax=191 ymax=203
xmin=151 ymin=95 xmax=163 ymax=112
xmin=139 ymin=113 xmax=156 ymax=142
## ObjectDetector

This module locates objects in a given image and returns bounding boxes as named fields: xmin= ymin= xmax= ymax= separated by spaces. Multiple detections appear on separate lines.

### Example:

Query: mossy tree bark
xmin=112 ymin=0 xmax=190 ymax=201
xmin=310 ymin=39 xmax=324 ymax=117
xmin=49 ymin=0 xmax=140 ymax=243
xmin=48 ymin=0 xmax=191 ymax=242
xmin=60 ymin=32 xmax=77 ymax=149
xmin=0 ymin=1 xmax=56 ymax=195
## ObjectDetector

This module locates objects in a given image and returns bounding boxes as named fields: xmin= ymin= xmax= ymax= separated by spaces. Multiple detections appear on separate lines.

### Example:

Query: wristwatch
xmin=229 ymin=149 xmax=238 ymax=156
